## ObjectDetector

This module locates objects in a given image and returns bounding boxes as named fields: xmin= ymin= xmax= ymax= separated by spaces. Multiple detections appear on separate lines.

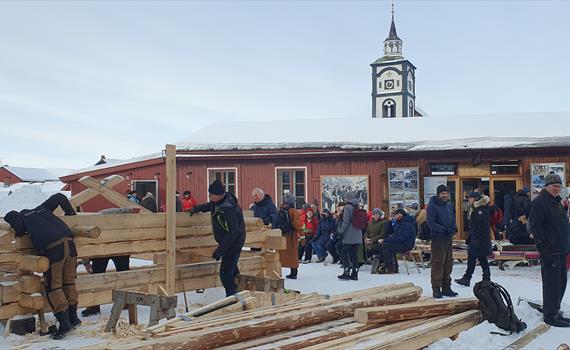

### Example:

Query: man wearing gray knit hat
xmin=529 ymin=172 xmax=570 ymax=327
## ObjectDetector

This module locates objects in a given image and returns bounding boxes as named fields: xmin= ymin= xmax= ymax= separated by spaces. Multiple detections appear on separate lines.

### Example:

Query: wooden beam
xmin=0 ymin=281 xmax=21 ymax=304
xmin=18 ymin=275 xmax=42 ymax=294
xmin=54 ymin=175 xmax=125 ymax=215
xmin=165 ymin=144 xmax=177 ymax=296
xmin=0 ymin=302 xmax=34 ymax=320
xmin=19 ymin=293 xmax=44 ymax=310
xmin=78 ymin=176 xmax=152 ymax=214
xmin=353 ymin=298 xmax=479 ymax=324
xmin=502 ymin=323 xmax=551 ymax=350
xmin=17 ymin=255 xmax=49 ymax=273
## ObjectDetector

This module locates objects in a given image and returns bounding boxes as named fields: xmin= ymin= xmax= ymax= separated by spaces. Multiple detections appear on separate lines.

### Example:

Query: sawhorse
xmin=104 ymin=289 xmax=177 ymax=332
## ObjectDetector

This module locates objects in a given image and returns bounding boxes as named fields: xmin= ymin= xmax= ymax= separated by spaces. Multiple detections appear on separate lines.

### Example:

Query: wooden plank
xmin=353 ymin=298 xmax=479 ymax=324
xmin=0 ymin=302 xmax=34 ymax=320
xmin=315 ymin=310 xmax=481 ymax=350
xmin=78 ymin=176 xmax=152 ymax=214
xmin=18 ymin=275 xmax=42 ymax=294
xmin=7 ymin=225 xmax=102 ymax=250
xmin=54 ymin=175 xmax=125 ymax=215
xmin=165 ymin=144 xmax=176 ymax=296
xmin=502 ymin=323 xmax=551 ymax=350
xmin=116 ymin=286 xmax=423 ymax=349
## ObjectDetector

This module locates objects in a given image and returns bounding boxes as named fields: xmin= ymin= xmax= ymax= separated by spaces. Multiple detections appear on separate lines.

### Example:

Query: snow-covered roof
xmin=176 ymin=111 xmax=570 ymax=151
xmin=1 ymin=166 xmax=62 ymax=182
xmin=65 ymin=153 xmax=163 ymax=177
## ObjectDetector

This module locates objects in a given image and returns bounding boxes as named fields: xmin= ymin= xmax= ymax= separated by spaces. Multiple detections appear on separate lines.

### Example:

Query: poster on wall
xmin=530 ymin=163 xmax=566 ymax=198
xmin=423 ymin=176 xmax=448 ymax=205
xmin=321 ymin=176 xmax=369 ymax=212
xmin=388 ymin=168 xmax=419 ymax=213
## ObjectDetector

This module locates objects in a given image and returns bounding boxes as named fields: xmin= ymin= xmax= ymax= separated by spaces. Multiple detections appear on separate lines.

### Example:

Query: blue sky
xmin=1 ymin=0 xmax=569 ymax=169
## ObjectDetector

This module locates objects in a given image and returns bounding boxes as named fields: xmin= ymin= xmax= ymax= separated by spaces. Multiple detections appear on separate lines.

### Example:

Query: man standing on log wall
xmin=4 ymin=194 xmax=81 ymax=339
xmin=427 ymin=185 xmax=459 ymax=299
xmin=191 ymin=179 xmax=246 ymax=296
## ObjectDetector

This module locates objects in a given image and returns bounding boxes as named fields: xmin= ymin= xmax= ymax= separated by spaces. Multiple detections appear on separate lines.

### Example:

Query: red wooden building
xmin=60 ymin=113 xmax=570 ymax=236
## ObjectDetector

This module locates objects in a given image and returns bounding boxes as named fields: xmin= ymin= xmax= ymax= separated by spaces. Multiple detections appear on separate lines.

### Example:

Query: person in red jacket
xmin=298 ymin=208 xmax=318 ymax=263
xmin=182 ymin=191 xmax=197 ymax=212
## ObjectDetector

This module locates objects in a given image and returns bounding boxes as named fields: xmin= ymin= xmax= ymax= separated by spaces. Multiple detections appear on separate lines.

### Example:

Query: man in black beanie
xmin=529 ymin=173 xmax=570 ymax=327
xmin=427 ymin=184 xmax=458 ymax=299
xmin=190 ymin=179 xmax=246 ymax=296
xmin=4 ymin=193 xmax=80 ymax=339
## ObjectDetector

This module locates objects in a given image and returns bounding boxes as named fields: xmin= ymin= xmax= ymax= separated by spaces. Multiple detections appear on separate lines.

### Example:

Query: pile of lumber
xmin=83 ymin=283 xmax=481 ymax=350
xmin=0 ymin=210 xmax=285 ymax=320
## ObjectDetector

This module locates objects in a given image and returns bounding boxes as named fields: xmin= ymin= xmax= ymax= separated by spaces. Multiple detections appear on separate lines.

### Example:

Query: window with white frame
xmin=276 ymin=168 xmax=306 ymax=209
xmin=207 ymin=168 xmax=237 ymax=195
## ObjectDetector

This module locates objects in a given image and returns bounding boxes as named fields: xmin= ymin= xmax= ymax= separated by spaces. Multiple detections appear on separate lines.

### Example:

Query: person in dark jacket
xmin=514 ymin=187 xmax=531 ymax=218
xmin=337 ymin=193 xmax=363 ymax=281
xmin=4 ymin=194 xmax=80 ymax=340
xmin=427 ymin=184 xmax=458 ymax=299
xmin=502 ymin=189 xmax=515 ymax=228
xmin=311 ymin=208 xmax=336 ymax=262
xmin=249 ymin=188 xmax=278 ymax=228
xmin=175 ymin=191 xmax=183 ymax=212
xmin=529 ymin=173 xmax=570 ymax=328
xmin=455 ymin=192 xmax=492 ymax=287
xmin=364 ymin=208 xmax=387 ymax=257
xmin=378 ymin=208 xmax=416 ymax=274
xmin=190 ymin=179 xmax=246 ymax=296
xmin=140 ymin=192 xmax=158 ymax=213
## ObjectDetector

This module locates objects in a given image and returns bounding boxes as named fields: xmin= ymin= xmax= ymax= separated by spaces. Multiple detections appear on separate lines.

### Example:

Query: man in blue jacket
xmin=427 ymin=185 xmax=459 ymax=299
xmin=378 ymin=208 xmax=416 ymax=274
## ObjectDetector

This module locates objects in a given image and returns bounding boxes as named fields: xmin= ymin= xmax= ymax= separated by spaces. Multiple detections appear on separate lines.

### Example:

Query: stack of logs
xmin=83 ymin=283 xmax=481 ymax=350
xmin=0 ymin=211 xmax=284 ymax=321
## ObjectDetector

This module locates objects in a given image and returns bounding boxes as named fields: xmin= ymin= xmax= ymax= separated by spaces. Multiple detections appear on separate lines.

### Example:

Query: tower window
xmin=382 ymin=99 xmax=396 ymax=118
xmin=396 ymin=80 xmax=400 ymax=87
xmin=378 ymin=81 xmax=382 ymax=89
xmin=409 ymin=101 xmax=414 ymax=118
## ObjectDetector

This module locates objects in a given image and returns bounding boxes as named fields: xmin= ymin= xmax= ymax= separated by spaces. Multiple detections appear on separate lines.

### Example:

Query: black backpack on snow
xmin=277 ymin=208 xmax=294 ymax=236
xmin=473 ymin=280 xmax=527 ymax=335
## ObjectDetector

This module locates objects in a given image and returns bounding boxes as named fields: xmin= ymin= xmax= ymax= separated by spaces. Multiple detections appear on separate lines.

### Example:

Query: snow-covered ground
xmin=0 ymin=181 xmax=69 ymax=217
xmin=1 ymin=258 xmax=568 ymax=349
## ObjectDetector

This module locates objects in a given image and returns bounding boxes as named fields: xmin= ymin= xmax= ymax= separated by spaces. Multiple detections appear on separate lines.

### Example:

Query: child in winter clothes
xmin=298 ymin=208 xmax=318 ymax=263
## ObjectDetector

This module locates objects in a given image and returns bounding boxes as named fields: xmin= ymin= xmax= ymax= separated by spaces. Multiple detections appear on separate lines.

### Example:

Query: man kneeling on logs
xmin=4 ymin=194 xmax=80 ymax=340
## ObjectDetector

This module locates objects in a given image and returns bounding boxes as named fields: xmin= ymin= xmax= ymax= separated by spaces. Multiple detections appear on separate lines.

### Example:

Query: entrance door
xmin=491 ymin=179 xmax=519 ymax=216
xmin=132 ymin=180 xmax=158 ymax=205
xmin=458 ymin=178 xmax=489 ymax=237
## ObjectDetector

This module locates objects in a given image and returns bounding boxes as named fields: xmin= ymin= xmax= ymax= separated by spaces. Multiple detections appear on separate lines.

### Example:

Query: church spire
xmin=383 ymin=2 xmax=403 ymax=58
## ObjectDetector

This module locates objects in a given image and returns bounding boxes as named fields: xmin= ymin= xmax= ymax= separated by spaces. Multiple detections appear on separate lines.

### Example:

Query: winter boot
xmin=338 ymin=268 xmax=350 ymax=280
xmin=68 ymin=304 xmax=82 ymax=328
xmin=52 ymin=311 xmax=73 ymax=340
xmin=349 ymin=268 xmax=359 ymax=281
xmin=316 ymin=256 xmax=326 ymax=263
xmin=379 ymin=264 xmax=397 ymax=275
xmin=81 ymin=305 xmax=101 ymax=317
xmin=285 ymin=268 xmax=298 ymax=280
xmin=558 ymin=312 xmax=570 ymax=323
xmin=454 ymin=276 xmax=471 ymax=287
xmin=544 ymin=314 xmax=570 ymax=328
xmin=432 ymin=287 xmax=443 ymax=299
xmin=442 ymin=286 xmax=458 ymax=297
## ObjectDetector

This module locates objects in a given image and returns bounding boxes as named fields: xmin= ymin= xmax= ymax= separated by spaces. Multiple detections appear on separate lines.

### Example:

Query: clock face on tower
xmin=384 ymin=79 xmax=394 ymax=90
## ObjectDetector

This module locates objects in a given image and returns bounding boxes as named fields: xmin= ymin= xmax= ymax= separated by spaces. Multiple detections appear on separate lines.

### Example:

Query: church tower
xmin=371 ymin=5 xmax=418 ymax=118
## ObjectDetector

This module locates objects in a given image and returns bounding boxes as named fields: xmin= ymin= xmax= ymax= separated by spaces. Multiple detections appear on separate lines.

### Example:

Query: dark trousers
xmin=541 ymin=253 xmax=568 ymax=318
xmin=341 ymin=243 xmax=359 ymax=269
xmin=298 ymin=236 xmax=314 ymax=261
xmin=463 ymin=254 xmax=490 ymax=281
xmin=326 ymin=239 xmax=341 ymax=262
xmin=382 ymin=242 xmax=409 ymax=269
xmin=335 ymin=241 xmax=344 ymax=265
xmin=220 ymin=248 xmax=242 ymax=296
xmin=92 ymin=256 xmax=130 ymax=273
xmin=431 ymin=237 xmax=453 ymax=289
xmin=44 ymin=238 xmax=78 ymax=313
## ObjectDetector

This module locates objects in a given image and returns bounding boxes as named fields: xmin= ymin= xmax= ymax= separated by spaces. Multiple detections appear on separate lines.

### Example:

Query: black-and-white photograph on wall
xmin=321 ymin=175 xmax=369 ymax=212
xmin=388 ymin=167 xmax=419 ymax=213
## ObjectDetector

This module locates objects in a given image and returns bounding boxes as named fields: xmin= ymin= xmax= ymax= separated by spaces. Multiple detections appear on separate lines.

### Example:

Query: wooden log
xmin=306 ymin=310 xmax=481 ymax=350
xmin=18 ymin=275 xmax=42 ymax=294
xmin=5 ymin=225 xmax=102 ymax=250
xmin=115 ymin=286 xmax=422 ymax=350
xmin=19 ymin=293 xmax=44 ymax=309
xmin=0 ymin=302 xmax=34 ymax=320
xmin=502 ymin=323 xmax=551 ymax=350
xmin=353 ymin=298 xmax=479 ymax=324
xmin=0 ymin=281 xmax=21 ymax=304
xmin=17 ymin=255 xmax=49 ymax=273
xmin=79 ymin=176 xmax=152 ymax=214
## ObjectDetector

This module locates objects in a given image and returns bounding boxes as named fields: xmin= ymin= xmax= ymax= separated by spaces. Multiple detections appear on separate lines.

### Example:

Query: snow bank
xmin=0 ymin=182 xmax=69 ymax=217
